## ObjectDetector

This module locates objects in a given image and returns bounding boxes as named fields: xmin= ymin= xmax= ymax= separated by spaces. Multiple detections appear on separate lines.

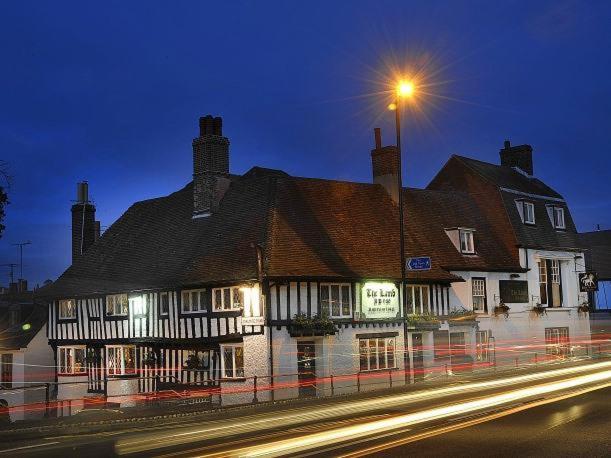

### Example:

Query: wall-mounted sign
xmin=499 ymin=280 xmax=529 ymax=303
xmin=579 ymin=272 xmax=599 ymax=292
xmin=407 ymin=257 xmax=431 ymax=271
xmin=241 ymin=316 xmax=265 ymax=326
xmin=359 ymin=282 xmax=400 ymax=320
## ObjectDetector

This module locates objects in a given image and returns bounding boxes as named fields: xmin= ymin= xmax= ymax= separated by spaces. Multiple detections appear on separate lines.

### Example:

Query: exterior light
xmin=22 ymin=323 xmax=31 ymax=331
xmin=388 ymin=103 xmax=397 ymax=111
xmin=397 ymin=80 xmax=414 ymax=98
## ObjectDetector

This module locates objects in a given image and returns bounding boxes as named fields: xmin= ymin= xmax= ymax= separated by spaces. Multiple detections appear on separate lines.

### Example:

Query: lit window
xmin=58 ymin=347 xmax=86 ymax=374
xmin=523 ymin=201 xmax=535 ymax=224
xmin=182 ymin=289 xmax=208 ymax=313
xmin=59 ymin=299 xmax=77 ymax=319
xmin=106 ymin=345 xmax=136 ymax=376
xmin=459 ymin=230 xmax=475 ymax=254
xmin=212 ymin=287 xmax=243 ymax=312
xmin=160 ymin=292 xmax=170 ymax=316
xmin=359 ymin=337 xmax=396 ymax=371
xmin=130 ymin=296 xmax=147 ymax=317
xmin=220 ymin=344 xmax=244 ymax=378
xmin=406 ymin=285 xmax=430 ymax=314
xmin=106 ymin=294 xmax=128 ymax=316
xmin=472 ymin=278 xmax=487 ymax=313
xmin=320 ymin=283 xmax=351 ymax=318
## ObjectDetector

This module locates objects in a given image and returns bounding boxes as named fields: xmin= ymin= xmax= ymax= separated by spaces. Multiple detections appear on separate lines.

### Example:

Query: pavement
xmin=0 ymin=358 xmax=609 ymax=457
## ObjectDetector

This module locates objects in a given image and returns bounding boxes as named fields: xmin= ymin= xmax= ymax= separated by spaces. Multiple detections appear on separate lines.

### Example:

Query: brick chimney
xmin=371 ymin=127 xmax=400 ymax=203
xmin=192 ymin=115 xmax=231 ymax=217
xmin=500 ymin=140 xmax=533 ymax=176
xmin=71 ymin=181 xmax=98 ymax=262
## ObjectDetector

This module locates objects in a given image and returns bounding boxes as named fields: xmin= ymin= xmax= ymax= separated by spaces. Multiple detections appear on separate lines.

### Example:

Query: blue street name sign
xmin=407 ymin=257 xmax=431 ymax=271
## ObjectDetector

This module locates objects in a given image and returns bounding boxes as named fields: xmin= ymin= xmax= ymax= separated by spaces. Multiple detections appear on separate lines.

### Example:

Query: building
xmin=579 ymin=229 xmax=611 ymax=310
xmin=0 ymin=282 xmax=54 ymax=422
xmin=39 ymin=116 xmax=592 ymax=407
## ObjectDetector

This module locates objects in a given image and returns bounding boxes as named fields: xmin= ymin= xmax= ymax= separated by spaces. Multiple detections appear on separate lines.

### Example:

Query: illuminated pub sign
xmin=359 ymin=282 xmax=401 ymax=320
xmin=499 ymin=280 xmax=529 ymax=303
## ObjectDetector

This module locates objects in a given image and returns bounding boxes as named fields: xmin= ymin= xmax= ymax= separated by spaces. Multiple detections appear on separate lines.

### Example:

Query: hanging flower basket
xmin=530 ymin=303 xmax=547 ymax=317
xmin=493 ymin=303 xmax=510 ymax=318
xmin=577 ymin=303 xmax=591 ymax=315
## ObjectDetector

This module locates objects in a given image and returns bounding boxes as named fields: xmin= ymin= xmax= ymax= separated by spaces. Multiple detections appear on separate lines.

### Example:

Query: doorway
xmin=297 ymin=341 xmax=316 ymax=397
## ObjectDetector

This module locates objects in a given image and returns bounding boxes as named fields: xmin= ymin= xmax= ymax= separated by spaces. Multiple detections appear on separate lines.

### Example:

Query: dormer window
xmin=516 ymin=200 xmax=535 ymax=225
xmin=549 ymin=206 xmax=565 ymax=229
xmin=460 ymin=229 xmax=475 ymax=254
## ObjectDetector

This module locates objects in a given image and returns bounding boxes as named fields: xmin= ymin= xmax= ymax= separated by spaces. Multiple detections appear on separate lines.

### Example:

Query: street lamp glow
xmin=396 ymin=80 xmax=414 ymax=98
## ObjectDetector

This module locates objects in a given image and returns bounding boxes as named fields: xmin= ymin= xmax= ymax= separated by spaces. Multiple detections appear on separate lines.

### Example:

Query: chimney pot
xmin=500 ymin=140 xmax=534 ymax=175
xmin=374 ymin=128 xmax=382 ymax=150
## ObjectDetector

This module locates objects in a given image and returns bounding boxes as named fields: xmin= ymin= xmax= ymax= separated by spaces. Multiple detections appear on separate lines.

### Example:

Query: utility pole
xmin=12 ymin=241 xmax=32 ymax=280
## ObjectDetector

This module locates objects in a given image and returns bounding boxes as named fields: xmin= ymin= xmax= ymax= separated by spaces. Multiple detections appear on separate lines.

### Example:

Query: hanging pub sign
xmin=358 ymin=282 xmax=401 ymax=320
xmin=499 ymin=280 xmax=529 ymax=303
xmin=579 ymin=272 xmax=599 ymax=292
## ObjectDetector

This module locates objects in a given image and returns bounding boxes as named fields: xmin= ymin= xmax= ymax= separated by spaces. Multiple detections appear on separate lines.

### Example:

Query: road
xmin=1 ymin=360 xmax=610 ymax=457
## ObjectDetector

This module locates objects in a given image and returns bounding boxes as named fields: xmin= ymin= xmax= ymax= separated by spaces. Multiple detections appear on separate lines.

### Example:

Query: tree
xmin=0 ymin=161 xmax=10 ymax=239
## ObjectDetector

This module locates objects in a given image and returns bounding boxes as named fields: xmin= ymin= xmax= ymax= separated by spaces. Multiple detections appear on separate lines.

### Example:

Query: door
xmin=297 ymin=341 xmax=316 ymax=397
xmin=412 ymin=334 xmax=424 ymax=382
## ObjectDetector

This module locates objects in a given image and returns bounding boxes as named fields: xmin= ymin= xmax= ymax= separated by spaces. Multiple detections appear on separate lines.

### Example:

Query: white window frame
xmin=320 ymin=283 xmax=352 ymax=318
xmin=58 ymin=346 xmax=86 ymax=374
xmin=407 ymin=285 xmax=430 ymax=314
xmin=359 ymin=337 xmax=396 ymax=372
xmin=523 ymin=201 xmax=535 ymax=224
xmin=472 ymin=278 xmax=487 ymax=313
xmin=159 ymin=292 xmax=170 ymax=316
xmin=106 ymin=294 xmax=128 ymax=316
xmin=212 ymin=287 xmax=243 ymax=312
xmin=459 ymin=229 xmax=475 ymax=254
xmin=130 ymin=295 xmax=147 ymax=317
xmin=553 ymin=207 xmax=565 ymax=229
xmin=59 ymin=299 xmax=77 ymax=319
xmin=182 ymin=289 xmax=207 ymax=313
xmin=106 ymin=345 xmax=136 ymax=376
xmin=220 ymin=344 xmax=245 ymax=379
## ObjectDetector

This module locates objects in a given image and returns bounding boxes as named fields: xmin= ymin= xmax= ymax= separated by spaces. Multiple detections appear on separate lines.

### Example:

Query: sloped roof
xmin=0 ymin=292 xmax=47 ymax=350
xmin=579 ymin=230 xmax=611 ymax=279
xmin=454 ymin=155 xmax=562 ymax=198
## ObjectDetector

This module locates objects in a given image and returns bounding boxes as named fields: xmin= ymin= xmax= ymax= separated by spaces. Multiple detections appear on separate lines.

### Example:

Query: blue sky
xmin=1 ymin=1 xmax=611 ymax=286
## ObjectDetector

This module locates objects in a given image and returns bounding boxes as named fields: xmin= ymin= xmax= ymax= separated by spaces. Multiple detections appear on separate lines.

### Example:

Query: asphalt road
xmin=370 ymin=386 xmax=611 ymax=458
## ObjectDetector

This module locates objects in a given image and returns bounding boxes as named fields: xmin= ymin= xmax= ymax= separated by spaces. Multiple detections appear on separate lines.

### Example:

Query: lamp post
xmin=390 ymin=80 xmax=414 ymax=384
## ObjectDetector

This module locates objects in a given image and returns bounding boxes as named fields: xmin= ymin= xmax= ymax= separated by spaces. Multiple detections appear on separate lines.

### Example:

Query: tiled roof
xmin=579 ymin=230 xmax=611 ymax=280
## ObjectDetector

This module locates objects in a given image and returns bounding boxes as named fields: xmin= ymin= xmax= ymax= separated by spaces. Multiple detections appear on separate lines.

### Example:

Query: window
xmin=547 ymin=205 xmax=566 ymax=229
xmin=550 ymin=259 xmax=562 ymax=307
xmin=160 ymin=292 xmax=170 ymax=316
xmin=450 ymin=332 xmax=466 ymax=356
xmin=130 ymin=295 xmax=147 ymax=317
xmin=523 ymin=202 xmax=535 ymax=224
xmin=58 ymin=347 xmax=86 ymax=374
xmin=182 ymin=350 xmax=210 ymax=371
xmin=212 ymin=287 xmax=243 ymax=312
xmin=106 ymin=345 xmax=136 ymax=376
xmin=459 ymin=230 xmax=475 ymax=254
xmin=106 ymin=294 xmax=128 ymax=316
xmin=220 ymin=344 xmax=244 ymax=378
xmin=434 ymin=330 xmax=450 ymax=360
xmin=476 ymin=331 xmax=490 ymax=362
xmin=320 ymin=283 xmax=351 ymax=318
xmin=0 ymin=353 xmax=13 ymax=388
xmin=545 ymin=327 xmax=570 ymax=357
xmin=406 ymin=285 xmax=430 ymax=314
xmin=182 ymin=289 xmax=208 ymax=313
xmin=359 ymin=337 xmax=396 ymax=371
xmin=59 ymin=299 xmax=76 ymax=319
xmin=538 ymin=260 xmax=548 ymax=305
xmin=472 ymin=278 xmax=487 ymax=313
xmin=539 ymin=259 xmax=562 ymax=307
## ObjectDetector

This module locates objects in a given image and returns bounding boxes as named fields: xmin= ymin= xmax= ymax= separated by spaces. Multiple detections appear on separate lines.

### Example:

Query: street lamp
xmin=390 ymin=79 xmax=415 ymax=384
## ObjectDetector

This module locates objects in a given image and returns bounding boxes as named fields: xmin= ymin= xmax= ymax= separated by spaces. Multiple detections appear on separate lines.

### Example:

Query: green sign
xmin=499 ymin=280 xmax=529 ymax=303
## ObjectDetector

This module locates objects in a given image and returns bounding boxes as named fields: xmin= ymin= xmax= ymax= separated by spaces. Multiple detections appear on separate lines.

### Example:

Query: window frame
xmin=320 ymin=283 xmax=352 ymax=319
xmin=553 ymin=207 xmax=565 ymax=229
xmin=475 ymin=330 xmax=490 ymax=362
xmin=106 ymin=345 xmax=137 ymax=376
xmin=212 ymin=287 xmax=243 ymax=312
xmin=159 ymin=292 xmax=170 ymax=317
xmin=105 ymin=294 xmax=128 ymax=317
xmin=545 ymin=327 xmax=570 ymax=356
xmin=406 ymin=285 xmax=430 ymax=315
xmin=459 ymin=229 xmax=475 ymax=254
xmin=471 ymin=278 xmax=487 ymax=313
xmin=130 ymin=295 xmax=147 ymax=318
xmin=220 ymin=344 xmax=245 ymax=379
xmin=58 ymin=346 xmax=87 ymax=375
xmin=182 ymin=288 xmax=208 ymax=314
xmin=358 ymin=337 xmax=397 ymax=372
xmin=58 ymin=299 xmax=77 ymax=320
xmin=523 ymin=201 xmax=536 ymax=225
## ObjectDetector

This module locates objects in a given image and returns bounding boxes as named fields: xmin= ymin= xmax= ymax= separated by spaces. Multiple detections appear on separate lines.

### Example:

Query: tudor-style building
xmin=40 ymin=116 xmax=592 ymax=406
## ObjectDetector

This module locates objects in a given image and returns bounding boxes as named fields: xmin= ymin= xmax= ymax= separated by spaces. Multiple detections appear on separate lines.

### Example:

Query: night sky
xmin=2 ymin=1 xmax=611 ymax=287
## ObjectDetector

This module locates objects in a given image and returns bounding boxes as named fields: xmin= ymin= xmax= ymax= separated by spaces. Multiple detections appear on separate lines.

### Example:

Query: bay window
xmin=58 ymin=346 xmax=86 ymax=374
xmin=220 ymin=344 xmax=244 ymax=378
xmin=320 ymin=283 xmax=351 ymax=318
xmin=106 ymin=345 xmax=136 ymax=376
xmin=359 ymin=337 xmax=396 ymax=371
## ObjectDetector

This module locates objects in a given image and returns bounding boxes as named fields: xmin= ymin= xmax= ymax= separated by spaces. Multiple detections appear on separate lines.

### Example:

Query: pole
xmin=12 ymin=241 xmax=31 ymax=280
xmin=396 ymin=99 xmax=410 ymax=384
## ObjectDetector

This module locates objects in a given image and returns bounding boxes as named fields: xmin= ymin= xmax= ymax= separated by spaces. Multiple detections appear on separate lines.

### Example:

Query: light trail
xmin=232 ymin=370 xmax=611 ymax=457
xmin=114 ymin=360 xmax=611 ymax=455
